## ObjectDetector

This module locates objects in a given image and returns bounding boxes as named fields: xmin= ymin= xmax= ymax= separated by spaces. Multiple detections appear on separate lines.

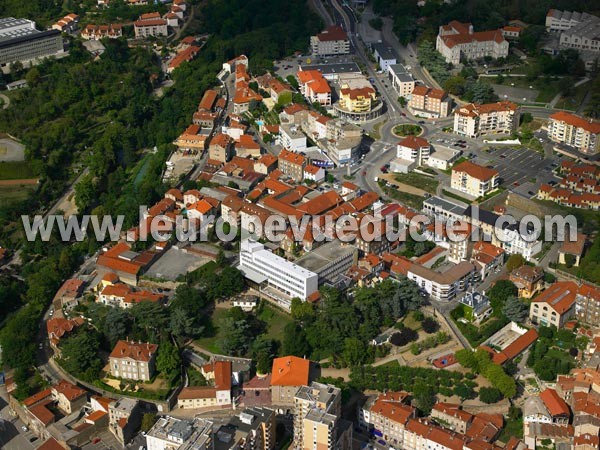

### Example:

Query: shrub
xmin=422 ymin=317 xmax=439 ymax=334
xmin=479 ymin=386 xmax=504 ymax=404
xmin=390 ymin=327 xmax=418 ymax=346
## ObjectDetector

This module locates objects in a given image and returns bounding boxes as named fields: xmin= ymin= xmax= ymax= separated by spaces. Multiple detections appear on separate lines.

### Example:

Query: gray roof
xmin=301 ymin=62 xmax=361 ymax=75
xmin=388 ymin=64 xmax=413 ymax=82
xmin=372 ymin=42 xmax=396 ymax=61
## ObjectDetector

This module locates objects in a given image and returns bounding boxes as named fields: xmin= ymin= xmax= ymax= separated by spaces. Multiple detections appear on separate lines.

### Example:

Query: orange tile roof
xmin=433 ymin=402 xmax=473 ymax=422
xmin=271 ymin=356 xmax=310 ymax=386
xmin=490 ymin=328 xmax=538 ymax=364
xmin=29 ymin=401 xmax=55 ymax=425
xmin=86 ymin=410 xmax=108 ymax=422
xmin=371 ymin=395 xmax=415 ymax=425
xmin=315 ymin=25 xmax=348 ymax=42
xmin=279 ymin=148 xmax=306 ymax=166
xmin=399 ymin=135 xmax=429 ymax=149
xmin=169 ymin=45 xmax=201 ymax=70
xmin=453 ymin=160 xmax=498 ymax=181
xmin=46 ymin=317 xmax=84 ymax=343
xmin=472 ymin=241 xmax=504 ymax=258
xmin=550 ymin=111 xmax=600 ymax=134
xmin=178 ymin=386 xmax=217 ymax=399
xmin=214 ymin=360 xmax=232 ymax=390
xmin=531 ymin=281 xmax=578 ymax=315
xmin=23 ymin=388 xmax=52 ymax=407
xmin=199 ymin=89 xmax=218 ymax=111
xmin=37 ymin=437 xmax=67 ymax=450
xmin=304 ymin=164 xmax=322 ymax=175
xmin=109 ymin=340 xmax=158 ymax=362
xmin=540 ymin=388 xmax=570 ymax=417
xmin=298 ymin=191 xmax=343 ymax=215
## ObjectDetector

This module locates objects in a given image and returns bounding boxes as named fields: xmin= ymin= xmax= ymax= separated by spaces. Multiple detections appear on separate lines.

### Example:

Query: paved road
xmin=0 ymin=93 xmax=9 ymax=109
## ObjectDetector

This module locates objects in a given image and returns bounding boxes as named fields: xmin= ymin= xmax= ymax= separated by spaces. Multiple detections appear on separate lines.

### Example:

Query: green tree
xmin=502 ymin=296 xmax=529 ymax=323
xmin=59 ymin=328 xmax=103 ymax=382
xmin=506 ymin=254 xmax=526 ymax=272
xmin=488 ymin=280 xmax=518 ymax=315
xmin=156 ymin=340 xmax=181 ymax=377
xmin=479 ymin=386 xmax=503 ymax=403
xmin=342 ymin=337 xmax=369 ymax=367
xmin=252 ymin=337 xmax=278 ymax=374
xmin=141 ymin=413 xmax=157 ymax=432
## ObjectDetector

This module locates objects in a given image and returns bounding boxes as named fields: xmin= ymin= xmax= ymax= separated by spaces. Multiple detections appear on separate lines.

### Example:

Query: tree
xmin=479 ymin=386 xmax=503 ymax=404
xmin=390 ymin=327 xmax=418 ymax=346
xmin=421 ymin=317 xmax=439 ymax=334
xmin=342 ymin=337 xmax=370 ymax=367
xmin=290 ymin=298 xmax=315 ymax=323
xmin=369 ymin=17 xmax=383 ymax=30
xmin=443 ymin=76 xmax=467 ymax=96
xmin=413 ymin=382 xmax=435 ymax=414
xmin=141 ymin=413 xmax=157 ymax=432
xmin=103 ymin=307 xmax=129 ymax=347
xmin=252 ymin=337 xmax=278 ymax=374
xmin=283 ymin=322 xmax=311 ymax=357
xmin=156 ymin=340 xmax=181 ymax=377
xmin=488 ymin=280 xmax=518 ymax=315
xmin=506 ymin=254 xmax=526 ymax=272
xmin=59 ymin=328 xmax=103 ymax=382
xmin=454 ymin=383 xmax=476 ymax=400
xmin=219 ymin=315 xmax=251 ymax=356
xmin=170 ymin=307 xmax=201 ymax=338
xmin=564 ymin=253 xmax=576 ymax=268
xmin=521 ymin=112 xmax=533 ymax=124
xmin=397 ymin=96 xmax=407 ymax=107
xmin=502 ymin=296 xmax=529 ymax=323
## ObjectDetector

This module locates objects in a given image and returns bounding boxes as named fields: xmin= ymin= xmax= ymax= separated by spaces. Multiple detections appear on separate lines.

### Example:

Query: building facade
xmin=454 ymin=101 xmax=520 ymax=137
xmin=451 ymin=161 xmax=499 ymax=197
xmin=408 ymin=86 xmax=451 ymax=118
xmin=436 ymin=20 xmax=509 ymax=64
xmin=109 ymin=340 xmax=158 ymax=381
xmin=548 ymin=111 xmax=600 ymax=154
xmin=310 ymin=25 xmax=350 ymax=56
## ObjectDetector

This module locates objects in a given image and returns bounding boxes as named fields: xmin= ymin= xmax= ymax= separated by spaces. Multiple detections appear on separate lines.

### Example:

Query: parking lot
xmin=473 ymin=147 xmax=562 ymax=198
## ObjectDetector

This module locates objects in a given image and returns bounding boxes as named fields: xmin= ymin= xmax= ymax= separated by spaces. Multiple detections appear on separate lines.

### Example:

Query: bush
xmin=479 ymin=387 xmax=504 ymax=404
xmin=421 ymin=317 xmax=439 ymax=334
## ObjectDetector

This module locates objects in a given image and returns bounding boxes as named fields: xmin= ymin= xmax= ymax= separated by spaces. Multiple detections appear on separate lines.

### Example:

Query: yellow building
xmin=339 ymin=86 xmax=376 ymax=113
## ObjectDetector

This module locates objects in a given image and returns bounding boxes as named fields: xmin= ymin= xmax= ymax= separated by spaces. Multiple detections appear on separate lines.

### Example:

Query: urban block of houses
xmin=134 ymin=12 xmax=168 ymax=38
xmin=408 ymin=85 xmax=451 ymax=118
xmin=436 ymin=20 xmax=509 ymax=64
xmin=97 ymin=278 xmax=165 ymax=309
xmin=52 ymin=278 xmax=85 ymax=311
xmin=168 ymin=45 xmax=201 ymax=73
xmin=270 ymin=356 xmax=311 ymax=407
xmin=81 ymin=24 xmax=122 ymax=40
xmin=46 ymin=317 xmax=85 ymax=354
xmin=96 ymin=241 xmax=163 ymax=286
xmin=537 ymin=161 xmax=600 ymax=210
xmin=548 ymin=111 xmax=600 ymax=155
xmin=454 ymin=101 xmax=520 ymax=138
xmin=108 ymin=339 xmax=158 ymax=381
xmin=479 ymin=321 xmax=538 ymax=365
xmin=450 ymin=160 xmax=499 ymax=198
xmin=297 ymin=69 xmax=332 ymax=106
xmin=51 ymin=14 xmax=79 ymax=33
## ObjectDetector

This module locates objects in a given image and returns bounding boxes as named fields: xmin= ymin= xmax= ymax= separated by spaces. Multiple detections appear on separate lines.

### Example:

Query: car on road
xmin=418 ymin=120 xmax=425 ymax=124
xmin=513 ymin=182 xmax=520 ymax=186
xmin=528 ymin=191 xmax=535 ymax=196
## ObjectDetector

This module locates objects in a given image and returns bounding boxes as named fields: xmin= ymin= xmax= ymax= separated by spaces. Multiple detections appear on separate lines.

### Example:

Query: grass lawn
xmin=258 ymin=303 xmax=292 ymax=342
xmin=394 ymin=172 xmax=439 ymax=194
xmin=442 ymin=189 xmax=472 ymax=204
xmin=0 ymin=184 xmax=36 ymax=207
xmin=0 ymin=161 xmax=37 ymax=180
xmin=381 ymin=182 xmax=424 ymax=209
xmin=555 ymin=81 xmax=591 ymax=110
xmin=440 ymin=157 xmax=468 ymax=175
xmin=400 ymin=313 xmax=423 ymax=331
xmin=502 ymin=77 xmax=560 ymax=103
xmin=393 ymin=124 xmax=423 ymax=137
xmin=194 ymin=307 xmax=230 ymax=354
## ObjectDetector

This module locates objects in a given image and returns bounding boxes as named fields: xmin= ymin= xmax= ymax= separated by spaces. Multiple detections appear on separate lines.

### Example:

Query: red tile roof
xmin=540 ymin=388 xmax=570 ymax=417
xmin=550 ymin=111 xmax=600 ymax=134
xmin=531 ymin=281 xmax=578 ymax=315
xmin=178 ymin=386 xmax=217 ymax=399
xmin=399 ymin=135 xmax=429 ymax=149
xmin=37 ymin=437 xmax=67 ymax=450
xmin=109 ymin=340 xmax=158 ymax=362
xmin=315 ymin=25 xmax=348 ymax=42
xmin=453 ymin=160 xmax=498 ymax=181
xmin=271 ymin=356 xmax=310 ymax=386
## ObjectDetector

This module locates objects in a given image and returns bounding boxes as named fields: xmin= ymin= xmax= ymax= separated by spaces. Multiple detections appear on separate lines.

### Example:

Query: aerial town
xmin=0 ymin=1 xmax=599 ymax=450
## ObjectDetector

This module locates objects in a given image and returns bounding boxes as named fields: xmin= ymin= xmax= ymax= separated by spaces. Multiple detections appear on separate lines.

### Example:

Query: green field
xmin=258 ymin=303 xmax=293 ymax=342
xmin=394 ymin=172 xmax=439 ymax=194
xmin=380 ymin=181 xmax=425 ymax=209
xmin=0 ymin=161 xmax=37 ymax=180
xmin=0 ymin=184 xmax=36 ymax=207
xmin=194 ymin=307 xmax=230 ymax=354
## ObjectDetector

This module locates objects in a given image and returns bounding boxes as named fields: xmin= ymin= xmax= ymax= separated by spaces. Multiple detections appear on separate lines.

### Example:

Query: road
xmin=0 ymin=93 xmax=9 ymax=109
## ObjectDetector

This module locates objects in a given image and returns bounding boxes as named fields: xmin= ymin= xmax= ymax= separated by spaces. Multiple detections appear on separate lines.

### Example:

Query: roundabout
xmin=392 ymin=123 xmax=424 ymax=137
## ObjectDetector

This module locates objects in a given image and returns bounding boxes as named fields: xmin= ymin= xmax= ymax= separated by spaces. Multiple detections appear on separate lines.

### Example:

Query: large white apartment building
xmin=278 ymin=124 xmax=307 ymax=153
xmin=548 ymin=111 xmax=600 ymax=154
xmin=310 ymin=25 xmax=350 ymax=56
xmin=407 ymin=261 xmax=475 ymax=301
xmin=397 ymin=136 xmax=430 ymax=166
xmin=387 ymin=64 xmax=415 ymax=98
xmin=436 ymin=20 xmax=509 ymax=64
xmin=239 ymin=239 xmax=318 ymax=302
xmin=453 ymin=101 xmax=520 ymax=138
xmin=146 ymin=417 xmax=213 ymax=450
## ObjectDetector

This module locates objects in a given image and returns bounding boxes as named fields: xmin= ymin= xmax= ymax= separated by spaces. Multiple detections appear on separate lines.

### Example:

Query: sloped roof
xmin=271 ymin=356 xmax=310 ymax=386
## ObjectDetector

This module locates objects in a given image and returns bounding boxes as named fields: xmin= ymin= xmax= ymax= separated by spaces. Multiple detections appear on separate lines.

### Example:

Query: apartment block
xmin=310 ymin=25 xmax=350 ymax=56
xmin=134 ymin=15 xmax=168 ymax=38
xmin=297 ymin=69 xmax=332 ymax=106
xmin=360 ymin=392 xmax=416 ymax=449
xmin=388 ymin=64 xmax=415 ymax=98
xmin=0 ymin=18 xmax=64 ymax=70
xmin=451 ymin=161 xmax=499 ymax=197
xmin=454 ymin=101 xmax=520 ymax=138
xmin=146 ymin=417 xmax=213 ymax=450
xmin=530 ymin=281 xmax=578 ymax=328
xmin=214 ymin=407 xmax=276 ymax=450
xmin=278 ymin=124 xmax=307 ymax=153
xmin=397 ymin=136 xmax=430 ymax=166
xmin=436 ymin=20 xmax=509 ymax=64
xmin=293 ymin=382 xmax=351 ymax=450
xmin=407 ymin=261 xmax=475 ymax=301
xmin=575 ymin=284 xmax=600 ymax=325
xmin=239 ymin=239 xmax=318 ymax=302
xmin=270 ymin=356 xmax=311 ymax=407
xmin=408 ymin=86 xmax=451 ymax=118
xmin=509 ymin=265 xmax=544 ymax=299
xmin=109 ymin=339 xmax=158 ymax=381
xmin=548 ymin=111 xmax=600 ymax=154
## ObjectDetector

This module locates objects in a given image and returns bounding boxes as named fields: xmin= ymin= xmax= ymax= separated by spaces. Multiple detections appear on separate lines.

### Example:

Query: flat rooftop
xmin=423 ymin=195 xmax=468 ymax=215
xmin=301 ymin=62 xmax=361 ymax=75
xmin=0 ymin=17 xmax=38 ymax=43
xmin=295 ymin=240 xmax=355 ymax=273
xmin=373 ymin=42 xmax=396 ymax=60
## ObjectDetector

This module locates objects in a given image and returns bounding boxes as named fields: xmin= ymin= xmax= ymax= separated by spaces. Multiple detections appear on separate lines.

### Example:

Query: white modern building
xmin=278 ymin=124 xmax=307 ymax=153
xmin=387 ymin=64 xmax=415 ymax=99
xmin=454 ymin=101 xmax=520 ymax=138
xmin=397 ymin=136 xmax=430 ymax=166
xmin=407 ymin=261 xmax=476 ymax=301
xmin=146 ymin=417 xmax=213 ymax=450
xmin=548 ymin=111 xmax=600 ymax=154
xmin=372 ymin=43 xmax=397 ymax=71
xmin=239 ymin=239 xmax=318 ymax=302
xmin=426 ymin=146 xmax=462 ymax=170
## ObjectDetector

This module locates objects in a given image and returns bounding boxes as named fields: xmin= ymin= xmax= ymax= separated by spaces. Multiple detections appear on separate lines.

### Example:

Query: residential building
xmin=134 ymin=15 xmax=168 ymax=38
xmin=575 ymin=283 xmax=600 ymax=325
xmin=509 ymin=265 xmax=545 ymax=298
xmin=278 ymin=124 xmax=307 ymax=153
xmin=407 ymin=261 xmax=476 ymax=301
xmin=167 ymin=45 xmax=201 ymax=73
xmin=323 ymin=118 xmax=362 ymax=166
xmin=360 ymin=392 xmax=415 ymax=449
xmin=146 ymin=417 xmax=213 ymax=450
xmin=548 ymin=111 xmax=600 ymax=154
xmin=459 ymin=291 xmax=492 ymax=323
xmin=177 ymin=361 xmax=232 ymax=409
xmin=372 ymin=43 xmax=397 ymax=71
xmin=451 ymin=161 xmax=499 ymax=197
xmin=408 ymin=86 xmax=451 ymax=118
xmin=278 ymin=148 xmax=306 ymax=182
xmin=209 ymin=133 xmax=234 ymax=163
xmin=545 ymin=9 xmax=597 ymax=32
xmin=338 ymin=85 xmax=377 ymax=113
xmin=51 ymin=14 xmax=79 ymax=33
xmin=431 ymin=403 xmax=473 ymax=433
xmin=436 ymin=20 xmax=509 ymax=64
xmin=109 ymin=397 xmax=141 ymax=446
xmin=52 ymin=278 xmax=84 ymax=311
xmin=524 ymin=389 xmax=571 ymax=427
xmin=271 ymin=356 xmax=311 ymax=407
xmin=310 ymin=25 xmax=350 ymax=56
xmin=470 ymin=241 xmax=504 ymax=280
xmin=501 ymin=25 xmax=522 ymax=40
xmin=81 ymin=24 xmax=123 ymax=40
xmin=530 ymin=281 xmax=578 ymax=328
xmin=51 ymin=380 xmax=87 ymax=415
xmin=388 ymin=64 xmax=415 ymax=98
xmin=454 ymin=101 xmax=520 ymax=137
xmin=174 ymin=124 xmax=209 ymax=153
xmin=545 ymin=10 xmax=600 ymax=68
xmin=426 ymin=146 xmax=462 ymax=171
xmin=239 ymin=240 xmax=318 ymax=303
xmin=235 ymin=135 xmax=261 ymax=158
xmin=396 ymin=136 xmax=430 ymax=166
xmin=422 ymin=196 xmax=467 ymax=223
xmin=479 ymin=322 xmax=538 ymax=364
xmin=214 ymin=407 xmax=275 ymax=450
xmin=109 ymin=339 xmax=158 ymax=381
xmin=558 ymin=232 xmax=586 ymax=266
xmin=0 ymin=18 xmax=64 ymax=70
xmin=293 ymin=382 xmax=352 ymax=450
xmin=297 ymin=69 xmax=331 ymax=106
xmin=303 ymin=164 xmax=325 ymax=183
xmin=403 ymin=418 xmax=467 ymax=450
xmin=46 ymin=317 xmax=84 ymax=354
xmin=496 ymin=221 xmax=543 ymax=261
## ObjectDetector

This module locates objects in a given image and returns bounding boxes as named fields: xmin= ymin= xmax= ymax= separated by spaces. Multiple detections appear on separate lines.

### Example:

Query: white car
xmin=21 ymin=425 xmax=28 ymax=432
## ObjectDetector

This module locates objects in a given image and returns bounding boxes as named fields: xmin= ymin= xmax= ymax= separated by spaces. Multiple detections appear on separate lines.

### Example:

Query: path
xmin=549 ymin=76 xmax=590 ymax=109
xmin=0 ymin=93 xmax=9 ymax=109
xmin=172 ymin=5 xmax=195 ymax=41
